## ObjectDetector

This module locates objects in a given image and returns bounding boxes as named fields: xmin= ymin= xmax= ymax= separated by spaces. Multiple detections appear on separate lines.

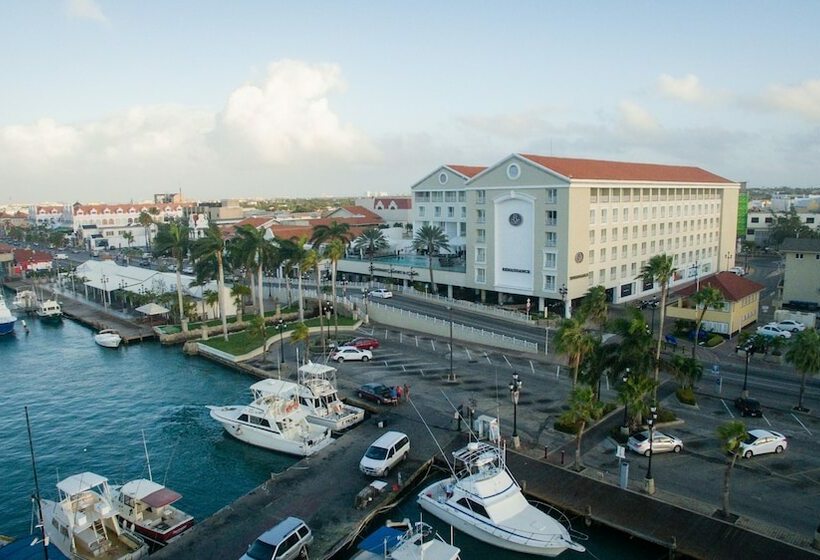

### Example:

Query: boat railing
xmin=530 ymin=499 xmax=589 ymax=544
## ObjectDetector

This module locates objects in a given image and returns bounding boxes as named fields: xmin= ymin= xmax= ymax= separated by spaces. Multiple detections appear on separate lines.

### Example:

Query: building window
xmin=795 ymin=253 xmax=804 ymax=259
xmin=589 ymin=249 xmax=595 ymax=264
xmin=447 ymin=207 xmax=455 ymax=218
xmin=546 ymin=188 xmax=557 ymax=204
xmin=461 ymin=207 xmax=467 ymax=218
xmin=458 ymin=191 xmax=466 ymax=202
xmin=418 ymin=206 xmax=426 ymax=218
xmin=589 ymin=230 xmax=595 ymax=244
xmin=477 ymin=229 xmax=486 ymax=243
xmin=434 ymin=207 xmax=441 ymax=217
xmin=590 ymin=209 xmax=595 ymax=225
xmin=546 ymin=210 xmax=557 ymax=226
xmin=476 ymin=209 xmax=485 ymax=223
xmin=610 ymin=267 xmax=616 ymax=280
xmin=475 ymin=247 xmax=486 ymax=263
xmin=764 ymin=217 xmax=773 ymax=224
xmin=600 ymin=248 xmax=606 ymax=262
xmin=445 ymin=191 xmax=457 ymax=202
xmin=476 ymin=190 xmax=486 ymax=204
xmin=459 ymin=222 xmax=466 ymax=236
xmin=544 ymin=251 xmax=556 ymax=269
xmin=806 ymin=217 xmax=815 ymax=224
xmin=601 ymin=209 xmax=608 ymax=224
xmin=545 ymin=232 xmax=557 ymax=247
xmin=432 ymin=191 xmax=443 ymax=202
xmin=543 ymin=275 xmax=556 ymax=291
xmin=475 ymin=268 xmax=486 ymax=284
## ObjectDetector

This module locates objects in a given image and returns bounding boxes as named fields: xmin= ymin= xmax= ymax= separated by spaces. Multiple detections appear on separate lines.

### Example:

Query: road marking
xmin=529 ymin=360 xmax=535 ymax=374
xmin=465 ymin=348 xmax=472 ymax=361
xmin=431 ymin=340 xmax=436 ymax=352
xmin=484 ymin=353 xmax=492 ymax=365
xmin=503 ymin=355 xmax=512 ymax=368
xmin=791 ymin=413 xmax=813 ymax=436
xmin=762 ymin=414 xmax=772 ymax=427
xmin=415 ymin=336 xmax=418 ymax=347
xmin=721 ymin=400 xmax=735 ymax=418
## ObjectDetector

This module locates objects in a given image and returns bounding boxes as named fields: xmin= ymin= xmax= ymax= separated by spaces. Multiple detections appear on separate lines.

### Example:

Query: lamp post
xmin=526 ymin=297 xmax=531 ymax=320
xmin=741 ymin=342 xmax=754 ymax=399
xmin=447 ymin=306 xmax=456 ymax=383
xmin=559 ymin=284 xmax=569 ymax=319
xmin=276 ymin=318 xmax=286 ymax=364
xmin=621 ymin=368 xmax=630 ymax=435
xmin=119 ymin=280 xmax=127 ymax=311
xmin=101 ymin=274 xmax=108 ymax=309
xmin=509 ymin=373 xmax=522 ymax=449
xmin=645 ymin=405 xmax=658 ymax=495
xmin=322 ymin=301 xmax=333 ymax=352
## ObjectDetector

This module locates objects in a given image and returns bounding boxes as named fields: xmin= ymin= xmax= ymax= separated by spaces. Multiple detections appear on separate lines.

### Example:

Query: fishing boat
xmin=207 ymin=384 xmax=334 ymax=457
xmin=0 ymin=297 xmax=17 ymax=336
xmin=40 ymin=472 xmax=149 ymax=560
xmin=111 ymin=479 xmax=195 ymax=548
xmin=95 ymin=329 xmax=123 ymax=348
xmin=11 ymin=289 xmax=38 ymax=312
xmin=417 ymin=442 xmax=585 ymax=557
xmin=352 ymin=520 xmax=461 ymax=560
xmin=35 ymin=299 xmax=63 ymax=322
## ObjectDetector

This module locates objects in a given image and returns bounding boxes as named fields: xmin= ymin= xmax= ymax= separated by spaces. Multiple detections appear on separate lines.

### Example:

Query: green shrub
xmin=657 ymin=408 xmax=677 ymax=423
xmin=553 ymin=418 xmax=581 ymax=435
xmin=602 ymin=402 xmax=617 ymax=415
xmin=674 ymin=319 xmax=695 ymax=337
xmin=609 ymin=427 xmax=629 ymax=443
xmin=706 ymin=334 xmax=723 ymax=348
xmin=676 ymin=387 xmax=697 ymax=405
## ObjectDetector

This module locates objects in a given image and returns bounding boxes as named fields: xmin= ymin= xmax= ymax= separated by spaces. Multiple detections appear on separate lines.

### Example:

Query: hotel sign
xmin=502 ymin=267 xmax=531 ymax=274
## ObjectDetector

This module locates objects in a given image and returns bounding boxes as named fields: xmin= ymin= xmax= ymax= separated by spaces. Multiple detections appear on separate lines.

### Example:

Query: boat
xmin=35 ymin=299 xmax=63 ymax=322
xmin=0 ymin=297 xmax=17 ymax=336
xmin=207 ymin=384 xmax=334 ymax=457
xmin=352 ymin=520 xmax=461 ymax=560
xmin=11 ymin=289 xmax=38 ymax=312
xmin=95 ymin=329 xmax=123 ymax=348
xmin=417 ymin=442 xmax=586 ymax=557
xmin=111 ymin=478 xmax=195 ymax=548
xmin=39 ymin=472 xmax=149 ymax=560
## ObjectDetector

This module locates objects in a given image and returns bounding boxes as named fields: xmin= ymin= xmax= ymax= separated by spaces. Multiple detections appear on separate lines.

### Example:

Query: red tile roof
xmin=0 ymin=243 xmax=13 ymax=252
xmin=319 ymin=206 xmax=384 ymax=226
xmin=374 ymin=197 xmax=412 ymax=210
xmin=674 ymin=272 xmax=764 ymax=302
xmin=519 ymin=154 xmax=734 ymax=184
xmin=235 ymin=216 xmax=278 ymax=229
xmin=447 ymin=165 xmax=486 ymax=178
xmin=13 ymin=249 xmax=52 ymax=264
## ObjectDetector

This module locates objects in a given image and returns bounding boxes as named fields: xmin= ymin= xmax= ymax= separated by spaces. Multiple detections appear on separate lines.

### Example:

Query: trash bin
xmin=619 ymin=460 xmax=629 ymax=489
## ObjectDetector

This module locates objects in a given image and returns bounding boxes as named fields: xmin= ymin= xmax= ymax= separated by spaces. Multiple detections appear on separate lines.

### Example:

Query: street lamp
xmin=509 ymin=373 xmax=522 ymax=449
xmin=559 ymin=284 xmax=569 ymax=319
xmin=447 ymin=306 xmax=456 ymax=382
xmin=100 ymin=274 xmax=108 ymax=309
xmin=621 ymin=368 xmax=630 ymax=435
xmin=322 ymin=301 xmax=333 ymax=352
xmin=645 ymin=405 xmax=658 ymax=495
xmin=741 ymin=341 xmax=754 ymax=399
xmin=276 ymin=319 xmax=286 ymax=364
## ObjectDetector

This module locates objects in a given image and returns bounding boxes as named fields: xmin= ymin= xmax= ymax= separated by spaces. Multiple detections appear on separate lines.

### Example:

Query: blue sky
xmin=1 ymin=1 xmax=818 ymax=203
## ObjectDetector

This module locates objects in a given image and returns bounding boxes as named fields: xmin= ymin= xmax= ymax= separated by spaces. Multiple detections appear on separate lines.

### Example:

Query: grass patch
xmin=657 ymin=407 xmax=678 ymax=423
xmin=676 ymin=386 xmax=697 ymax=405
xmin=553 ymin=418 xmax=582 ymax=435
xmin=705 ymin=334 xmax=723 ymax=348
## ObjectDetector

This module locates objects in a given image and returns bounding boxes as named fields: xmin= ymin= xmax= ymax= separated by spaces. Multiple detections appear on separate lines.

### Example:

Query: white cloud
xmin=219 ymin=60 xmax=378 ymax=163
xmin=658 ymin=74 xmax=706 ymax=103
xmin=0 ymin=118 xmax=82 ymax=164
xmin=762 ymin=79 xmax=820 ymax=121
xmin=65 ymin=0 xmax=108 ymax=23
xmin=617 ymin=101 xmax=660 ymax=132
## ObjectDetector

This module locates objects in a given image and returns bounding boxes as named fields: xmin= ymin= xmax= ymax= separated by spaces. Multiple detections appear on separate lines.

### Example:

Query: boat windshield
xmin=365 ymin=446 xmax=388 ymax=460
xmin=245 ymin=540 xmax=276 ymax=560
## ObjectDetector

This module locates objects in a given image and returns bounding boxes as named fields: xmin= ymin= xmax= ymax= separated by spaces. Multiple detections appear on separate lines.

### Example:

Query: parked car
xmin=330 ymin=346 xmax=372 ymax=362
xmin=368 ymin=288 xmax=393 ymax=299
xmin=627 ymin=430 xmax=683 ymax=456
xmin=54 ymin=253 xmax=68 ymax=260
xmin=240 ymin=517 xmax=313 ymax=560
xmin=734 ymin=397 xmax=763 ymax=418
xmin=774 ymin=320 xmax=806 ymax=333
xmin=728 ymin=266 xmax=746 ymax=276
xmin=356 ymin=383 xmax=397 ymax=405
xmin=341 ymin=337 xmax=380 ymax=350
xmin=756 ymin=323 xmax=792 ymax=339
xmin=359 ymin=431 xmax=410 ymax=476
xmin=739 ymin=429 xmax=787 ymax=458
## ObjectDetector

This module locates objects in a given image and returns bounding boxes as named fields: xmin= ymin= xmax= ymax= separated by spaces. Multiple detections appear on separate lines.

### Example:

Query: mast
xmin=141 ymin=429 xmax=153 ymax=482
xmin=25 ymin=406 xmax=49 ymax=560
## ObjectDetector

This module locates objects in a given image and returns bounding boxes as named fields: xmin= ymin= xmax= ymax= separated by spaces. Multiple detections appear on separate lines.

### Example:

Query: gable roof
xmin=519 ymin=154 xmax=734 ymax=184
xmin=234 ymin=216 xmax=278 ymax=230
xmin=374 ymin=197 xmax=412 ymax=210
xmin=13 ymin=249 xmax=53 ymax=264
xmin=446 ymin=165 xmax=486 ymax=179
xmin=780 ymin=238 xmax=820 ymax=253
xmin=673 ymin=271 xmax=765 ymax=302
xmin=322 ymin=206 xmax=383 ymax=223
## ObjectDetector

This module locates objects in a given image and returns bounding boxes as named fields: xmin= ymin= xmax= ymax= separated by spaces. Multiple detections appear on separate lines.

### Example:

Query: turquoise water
xmin=0 ymin=312 xmax=295 ymax=538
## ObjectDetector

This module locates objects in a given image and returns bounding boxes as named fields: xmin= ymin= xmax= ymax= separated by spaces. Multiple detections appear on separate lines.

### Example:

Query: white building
xmin=72 ymin=202 xmax=193 ymax=250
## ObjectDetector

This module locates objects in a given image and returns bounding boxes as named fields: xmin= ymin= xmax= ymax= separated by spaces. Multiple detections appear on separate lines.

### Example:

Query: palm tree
xmin=412 ymin=225 xmax=450 ymax=296
xmin=122 ymin=231 xmax=134 ymax=249
xmin=137 ymin=211 xmax=154 ymax=249
xmin=204 ymin=289 xmax=219 ymax=320
xmin=353 ymin=228 xmax=389 ymax=287
xmin=555 ymin=317 xmax=595 ymax=387
xmin=153 ymin=222 xmax=191 ymax=332
xmin=609 ymin=307 xmax=655 ymax=378
xmin=639 ymin=254 xmax=677 ymax=399
xmin=785 ymin=329 xmax=820 ymax=411
xmin=191 ymin=224 xmax=229 ymax=341
xmin=233 ymin=224 xmax=277 ymax=319
xmin=285 ymin=235 xmax=311 ymax=322
xmin=716 ymin=420 xmax=748 ymax=517
xmin=618 ymin=373 xmax=658 ymax=429
xmin=249 ymin=314 xmax=268 ymax=360
xmin=324 ymin=238 xmax=346 ymax=337
xmin=311 ymin=220 xmax=351 ymax=248
xmin=302 ymin=248 xmax=326 ymax=347
xmin=691 ymin=286 xmax=724 ymax=359
xmin=290 ymin=322 xmax=311 ymax=364
xmin=579 ymin=285 xmax=608 ymax=331
xmin=560 ymin=385 xmax=605 ymax=470
xmin=579 ymin=339 xmax=610 ymax=401
xmin=668 ymin=354 xmax=704 ymax=390
xmin=231 ymin=283 xmax=251 ymax=323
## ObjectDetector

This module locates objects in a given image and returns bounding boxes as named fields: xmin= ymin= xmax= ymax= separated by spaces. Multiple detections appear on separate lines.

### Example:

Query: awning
xmin=135 ymin=302 xmax=170 ymax=316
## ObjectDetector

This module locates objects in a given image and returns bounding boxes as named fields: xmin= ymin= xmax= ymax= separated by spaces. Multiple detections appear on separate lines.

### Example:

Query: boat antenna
xmin=141 ymin=429 xmax=153 ymax=482
xmin=25 ymin=406 xmax=50 ymax=560
xmin=407 ymin=397 xmax=457 ymax=478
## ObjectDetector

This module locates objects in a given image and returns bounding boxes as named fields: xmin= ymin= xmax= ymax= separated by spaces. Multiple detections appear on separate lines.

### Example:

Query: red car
xmin=344 ymin=337 xmax=380 ymax=350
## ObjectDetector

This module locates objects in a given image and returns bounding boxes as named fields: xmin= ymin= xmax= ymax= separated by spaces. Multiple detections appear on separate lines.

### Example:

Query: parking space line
xmin=529 ymin=360 xmax=535 ymax=374
xmin=415 ymin=336 xmax=418 ymax=347
xmin=721 ymin=399 xmax=735 ymax=418
xmin=465 ymin=348 xmax=472 ymax=361
xmin=791 ymin=413 xmax=813 ymax=436
xmin=484 ymin=353 xmax=492 ymax=365
xmin=430 ymin=340 xmax=436 ymax=351
xmin=762 ymin=414 xmax=772 ymax=427
xmin=503 ymin=355 xmax=512 ymax=368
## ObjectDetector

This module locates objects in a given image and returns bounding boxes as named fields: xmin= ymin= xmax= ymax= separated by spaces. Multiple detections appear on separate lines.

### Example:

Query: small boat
xmin=11 ymin=289 xmax=38 ymax=312
xmin=418 ymin=442 xmax=585 ymax=557
xmin=35 ymin=299 xmax=63 ymax=322
xmin=207 ymin=384 xmax=334 ymax=457
xmin=40 ymin=472 xmax=149 ymax=560
xmin=352 ymin=520 xmax=461 ymax=560
xmin=95 ymin=329 xmax=123 ymax=348
xmin=111 ymin=478 xmax=195 ymax=548
xmin=0 ymin=297 xmax=17 ymax=336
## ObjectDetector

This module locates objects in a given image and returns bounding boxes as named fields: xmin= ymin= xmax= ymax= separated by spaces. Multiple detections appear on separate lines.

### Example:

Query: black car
xmin=734 ymin=397 xmax=762 ymax=417
xmin=356 ymin=383 xmax=397 ymax=405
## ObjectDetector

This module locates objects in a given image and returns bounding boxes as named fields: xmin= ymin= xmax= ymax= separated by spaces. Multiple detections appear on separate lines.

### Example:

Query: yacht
xmin=0 ymin=297 xmax=17 ymax=336
xmin=35 ymin=299 xmax=63 ymax=322
xmin=95 ymin=329 xmax=123 ymax=348
xmin=39 ymin=472 xmax=149 ymax=560
xmin=111 ymin=478 xmax=195 ymax=548
xmin=207 ymin=385 xmax=333 ymax=457
xmin=417 ymin=442 xmax=585 ymax=557
xmin=11 ymin=289 xmax=38 ymax=312
xmin=352 ymin=520 xmax=461 ymax=560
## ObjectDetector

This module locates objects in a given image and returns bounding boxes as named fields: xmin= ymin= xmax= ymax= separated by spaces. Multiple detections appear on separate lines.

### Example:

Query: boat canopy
xmin=357 ymin=526 xmax=403 ymax=553
xmin=298 ymin=362 xmax=337 ymax=377
xmin=250 ymin=379 xmax=299 ymax=397
xmin=120 ymin=479 xmax=182 ymax=507
xmin=57 ymin=472 xmax=108 ymax=495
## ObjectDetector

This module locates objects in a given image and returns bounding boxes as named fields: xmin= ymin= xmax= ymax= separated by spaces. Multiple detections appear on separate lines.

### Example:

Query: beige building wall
xmin=666 ymin=292 xmax=759 ymax=336
xmin=782 ymin=249 xmax=820 ymax=306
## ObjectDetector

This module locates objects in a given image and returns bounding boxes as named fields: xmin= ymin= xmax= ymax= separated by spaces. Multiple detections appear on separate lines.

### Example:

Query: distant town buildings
xmin=780 ymin=238 xmax=820 ymax=311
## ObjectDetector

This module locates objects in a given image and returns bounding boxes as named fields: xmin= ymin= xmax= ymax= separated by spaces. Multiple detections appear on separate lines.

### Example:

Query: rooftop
xmin=780 ymin=238 xmax=820 ymax=252
xmin=673 ymin=271 xmax=765 ymax=302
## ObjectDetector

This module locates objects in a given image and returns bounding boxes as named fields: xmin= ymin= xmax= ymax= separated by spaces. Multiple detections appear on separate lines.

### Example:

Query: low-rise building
xmin=12 ymin=248 xmax=53 ymax=276
xmin=780 ymin=238 xmax=820 ymax=311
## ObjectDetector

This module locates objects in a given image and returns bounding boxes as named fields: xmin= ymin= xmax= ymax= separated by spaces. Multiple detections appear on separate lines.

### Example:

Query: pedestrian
xmin=396 ymin=384 xmax=403 ymax=402
xmin=453 ymin=409 xmax=460 ymax=431
xmin=403 ymin=383 xmax=410 ymax=402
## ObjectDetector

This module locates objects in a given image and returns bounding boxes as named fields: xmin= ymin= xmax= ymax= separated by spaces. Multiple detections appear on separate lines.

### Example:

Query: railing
xmin=397 ymin=286 xmax=537 ymax=325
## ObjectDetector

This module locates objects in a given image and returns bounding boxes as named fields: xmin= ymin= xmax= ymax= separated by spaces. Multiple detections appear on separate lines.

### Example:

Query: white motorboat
xmin=95 ymin=329 xmax=123 ymax=348
xmin=207 ymin=385 xmax=334 ymax=457
xmin=11 ymin=289 xmax=38 ymax=312
xmin=112 ymin=478 xmax=195 ymax=548
xmin=35 ymin=299 xmax=63 ymax=322
xmin=418 ymin=442 xmax=585 ymax=557
xmin=352 ymin=520 xmax=461 ymax=560
xmin=40 ymin=472 xmax=149 ymax=560
xmin=0 ymin=296 xmax=17 ymax=336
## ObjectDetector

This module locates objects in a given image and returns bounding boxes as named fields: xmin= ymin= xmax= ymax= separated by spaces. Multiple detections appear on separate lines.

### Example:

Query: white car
xmin=739 ymin=429 xmax=787 ymax=458
xmin=774 ymin=320 xmax=806 ymax=333
xmin=728 ymin=266 xmax=746 ymax=276
xmin=756 ymin=323 xmax=792 ymax=339
xmin=368 ymin=288 xmax=393 ymax=299
xmin=627 ymin=430 xmax=683 ymax=456
xmin=330 ymin=346 xmax=372 ymax=363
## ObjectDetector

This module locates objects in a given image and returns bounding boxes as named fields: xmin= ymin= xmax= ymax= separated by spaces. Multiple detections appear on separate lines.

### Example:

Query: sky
xmin=1 ymin=1 xmax=819 ymax=204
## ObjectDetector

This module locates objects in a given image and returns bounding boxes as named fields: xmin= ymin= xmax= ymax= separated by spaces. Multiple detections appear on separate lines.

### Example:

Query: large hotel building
xmin=343 ymin=153 xmax=741 ymax=315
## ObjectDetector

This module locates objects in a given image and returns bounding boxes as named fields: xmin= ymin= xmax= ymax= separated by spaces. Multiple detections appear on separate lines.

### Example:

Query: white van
xmin=359 ymin=431 xmax=410 ymax=477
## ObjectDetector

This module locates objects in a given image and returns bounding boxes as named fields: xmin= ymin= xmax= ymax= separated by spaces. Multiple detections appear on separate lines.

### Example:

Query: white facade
xmin=72 ymin=202 xmax=191 ymax=249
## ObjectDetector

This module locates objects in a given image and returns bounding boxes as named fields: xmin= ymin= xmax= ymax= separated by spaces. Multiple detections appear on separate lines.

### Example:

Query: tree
xmin=578 ymin=338 xmax=611 ymax=401
xmin=122 ymin=231 xmax=134 ymax=249
xmin=560 ymin=385 xmax=605 ymax=470
xmin=137 ymin=211 xmax=154 ymax=249
xmin=233 ymin=224 xmax=277 ymax=319
xmin=668 ymin=354 xmax=704 ymax=390
xmin=617 ymin=373 xmax=658 ymax=430
xmin=353 ymin=228 xmax=389 ymax=286
xmin=579 ymin=285 xmax=608 ymax=331
xmin=785 ymin=328 xmax=820 ymax=411
xmin=690 ymin=286 xmax=724 ymax=359
xmin=153 ymin=222 xmax=191 ymax=332
xmin=231 ymin=283 xmax=251 ymax=323
xmin=716 ymin=420 xmax=748 ymax=517
xmin=281 ymin=235 xmax=311 ymax=322
xmin=639 ymin=254 xmax=677 ymax=399
xmin=412 ymin=225 xmax=450 ymax=296
xmin=608 ymin=307 xmax=655 ymax=378
xmin=249 ymin=314 xmax=268 ymax=360
xmin=290 ymin=322 xmax=311 ymax=364
xmin=191 ymin=224 xmax=229 ymax=341
xmin=311 ymin=220 xmax=351 ymax=248
xmin=555 ymin=317 xmax=595 ymax=387
xmin=767 ymin=208 xmax=819 ymax=246
xmin=324 ymin=238 xmax=346 ymax=337
xmin=204 ymin=289 xmax=219 ymax=320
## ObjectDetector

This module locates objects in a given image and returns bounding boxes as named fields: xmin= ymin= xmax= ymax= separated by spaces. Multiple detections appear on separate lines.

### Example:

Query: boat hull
xmin=120 ymin=516 xmax=196 ymax=548
xmin=0 ymin=319 xmax=15 ymax=336
xmin=95 ymin=335 xmax=122 ymax=348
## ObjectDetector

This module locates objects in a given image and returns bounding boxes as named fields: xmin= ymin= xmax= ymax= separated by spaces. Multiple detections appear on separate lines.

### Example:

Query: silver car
xmin=739 ymin=429 xmax=787 ymax=459
xmin=627 ymin=430 xmax=683 ymax=456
